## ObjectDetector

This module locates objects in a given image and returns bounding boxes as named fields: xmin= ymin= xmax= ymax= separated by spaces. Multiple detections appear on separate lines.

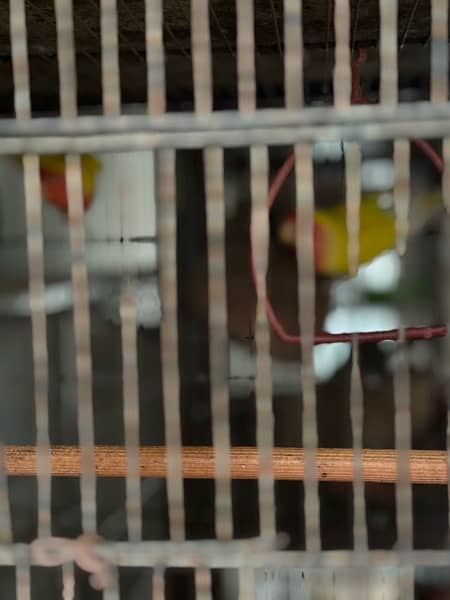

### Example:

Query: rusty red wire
xmin=250 ymin=49 xmax=447 ymax=346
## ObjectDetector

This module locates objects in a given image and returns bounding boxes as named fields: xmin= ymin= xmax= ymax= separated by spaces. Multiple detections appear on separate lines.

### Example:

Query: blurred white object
xmin=0 ymin=151 xmax=157 ymax=281
xmin=0 ymin=281 xmax=78 ymax=316
xmin=333 ymin=251 xmax=401 ymax=304
xmin=101 ymin=278 xmax=161 ymax=329
xmin=361 ymin=158 xmax=395 ymax=191
xmin=356 ymin=251 xmax=401 ymax=293
xmin=325 ymin=304 xmax=399 ymax=335
xmin=228 ymin=337 xmax=349 ymax=397
xmin=0 ymin=277 xmax=162 ymax=331
xmin=229 ymin=341 xmax=301 ymax=396
xmin=313 ymin=342 xmax=351 ymax=382
xmin=313 ymin=141 xmax=345 ymax=162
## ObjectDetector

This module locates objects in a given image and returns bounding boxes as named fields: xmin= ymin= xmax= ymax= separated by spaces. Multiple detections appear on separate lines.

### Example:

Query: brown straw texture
xmin=2 ymin=446 xmax=448 ymax=484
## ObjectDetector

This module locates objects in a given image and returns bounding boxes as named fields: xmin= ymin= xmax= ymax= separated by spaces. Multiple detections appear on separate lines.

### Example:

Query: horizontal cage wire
xmin=1 ymin=0 xmax=450 ymax=599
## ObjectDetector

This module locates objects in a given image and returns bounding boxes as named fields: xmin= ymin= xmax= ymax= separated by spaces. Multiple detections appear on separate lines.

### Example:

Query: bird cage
xmin=1 ymin=0 xmax=450 ymax=598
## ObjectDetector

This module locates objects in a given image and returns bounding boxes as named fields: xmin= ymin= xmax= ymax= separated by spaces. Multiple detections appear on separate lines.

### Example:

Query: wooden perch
xmin=3 ymin=446 xmax=449 ymax=484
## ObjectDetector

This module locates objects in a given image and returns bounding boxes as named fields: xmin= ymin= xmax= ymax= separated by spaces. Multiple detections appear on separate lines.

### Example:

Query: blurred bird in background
xmin=36 ymin=154 xmax=101 ymax=215
xmin=185 ymin=139 xmax=443 ymax=360
xmin=274 ymin=51 xmax=444 ymax=277
xmin=276 ymin=187 xmax=442 ymax=276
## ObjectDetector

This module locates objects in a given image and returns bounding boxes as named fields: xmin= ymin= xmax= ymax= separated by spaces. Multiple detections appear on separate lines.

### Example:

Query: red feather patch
xmin=40 ymin=168 xmax=93 ymax=215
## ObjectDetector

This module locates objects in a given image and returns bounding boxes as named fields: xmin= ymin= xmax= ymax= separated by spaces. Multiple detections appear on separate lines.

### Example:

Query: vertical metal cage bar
xmin=431 ymin=0 xmax=449 ymax=103
xmin=235 ymin=8 xmax=255 ymax=520
xmin=284 ymin=0 xmax=304 ymax=109
xmin=379 ymin=0 xmax=398 ymax=106
xmin=56 ymin=0 xmax=97 ymax=535
xmin=9 ymin=0 xmax=31 ymax=120
xmin=295 ymin=143 xmax=321 ymax=552
xmin=195 ymin=567 xmax=213 ymax=600
xmin=250 ymin=146 xmax=276 ymax=539
xmin=23 ymin=154 xmax=51 ymax=539
xmin=156 ymin=148 xmax=185 ymax=541
xmin=236 ymin=10 xmax=260 ymax=552
xmin=62 ymin=562 xmax=75 ymax=600
xmin=204 ymin=147 xmax=233 ymax=541
xmin=345 ymin=143 xmax=361 ymax=278
xmin=349 ymin=340 xmax=368 ymax=548
xmin=399 ymin=566 xmax=415 ymax=599
xmin=333 ymin=0 xmax=351 ymax=108
xmin=145 ymin=0 xmax=166 ymax=114
xmin=393 ymin=139 xmax=413 ymax=551
xmin=54 ymin=0 xmax=78 ymax=119
xmin=15 ymin=548 xmax=31 ymax=600
xmin=239 ymin=568 xmax=255 ymax=600
xmin=119 ymin=156 xmax=142 ymax=542
xmin=345 ymin=143 xmax=368 ymax=552
xmin=192 ymin=0 xmax=212 ymax=114
xmin=6 ymin=0 xmax=29 ymax=545
xmin=66 ymin=154 xmax=97 ymax=533
xmin=443 ymin=138 xmax=450 ymax=534
xmin=444 ymin=141 xmax=450 ymax=215
xmin=101 ymin=0 xmax=121 ymax=116
xmin=120 ymin=306 xmax=142 ymax=541
xmin=152 ymin=567 xmax=165 ymax=600
xmin=103 ymin=565 xmax=120 ymax=600
xmin=394 ymin=140 xmax=411 ymax=257
xmin=237 ymin=0 xmax=256 ymax=112
xmin=0 ymin=442 xmax=12 ymax=544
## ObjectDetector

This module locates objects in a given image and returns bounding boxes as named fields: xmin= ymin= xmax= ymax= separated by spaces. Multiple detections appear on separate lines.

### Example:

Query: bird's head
xmin=276 ymin=196 xmax=399 ymax=276
xmin=39 ymin=154 xmax=101 ymax=214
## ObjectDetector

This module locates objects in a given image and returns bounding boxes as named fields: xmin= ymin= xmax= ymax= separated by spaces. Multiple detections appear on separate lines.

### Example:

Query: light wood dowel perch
xmin=3 ymin=446 xmax=448 ymax=484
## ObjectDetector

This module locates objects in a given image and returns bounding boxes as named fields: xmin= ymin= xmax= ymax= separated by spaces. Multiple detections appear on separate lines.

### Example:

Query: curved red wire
xmin=251 ymin=49 xmax=446 ymax=346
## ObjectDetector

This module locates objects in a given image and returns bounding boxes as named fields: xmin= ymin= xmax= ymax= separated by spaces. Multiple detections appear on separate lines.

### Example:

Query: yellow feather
xmin=316 ymin=195 xmax=396 ymax=275
xmin=315 ymin=189 xmax=442 ymax=275
xmin=38 ymin=154 xmax=101 ymax=196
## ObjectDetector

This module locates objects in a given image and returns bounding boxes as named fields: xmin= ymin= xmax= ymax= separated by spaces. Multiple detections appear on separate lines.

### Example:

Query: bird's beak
xmin=277 ymin=211 xmax=327 ymax=273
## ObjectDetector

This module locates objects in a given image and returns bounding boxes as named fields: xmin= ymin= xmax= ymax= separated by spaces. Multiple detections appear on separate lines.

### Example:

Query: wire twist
xmin=31 ymin=534 xmax=110 ymax=590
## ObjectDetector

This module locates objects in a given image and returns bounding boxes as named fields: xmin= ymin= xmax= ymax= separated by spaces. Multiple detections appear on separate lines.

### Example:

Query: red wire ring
xmin=252 ymin=50 xmax=444 ymax=345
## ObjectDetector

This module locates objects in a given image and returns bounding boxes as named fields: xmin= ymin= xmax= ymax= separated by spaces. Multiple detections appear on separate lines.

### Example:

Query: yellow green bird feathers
xmin=277 ymin=190 xmax=442 ymax=276
xmin=15 ymin=154 xmax=102 ymax=215
xmin=39 ymin=154 xmax=101 ymax=215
